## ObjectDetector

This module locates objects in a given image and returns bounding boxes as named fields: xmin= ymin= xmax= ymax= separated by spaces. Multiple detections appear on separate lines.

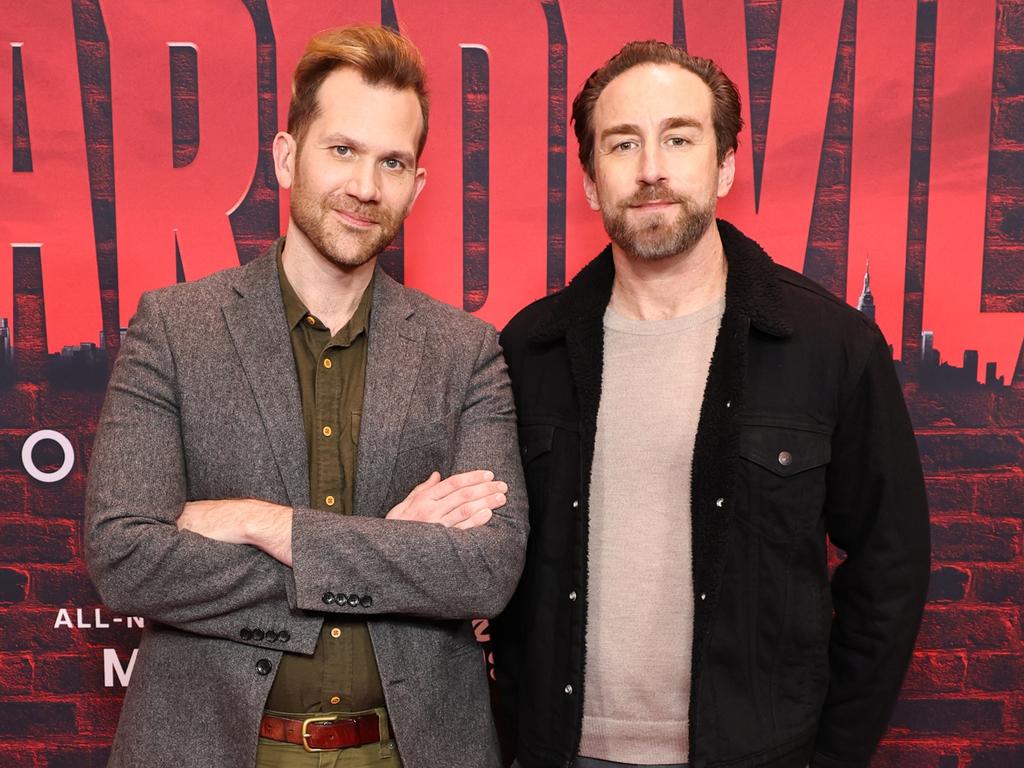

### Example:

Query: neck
xmin=280 ymin=223 xmax=375 ymax=335
xmin=609 ymin=222 xmax=727 ymax=321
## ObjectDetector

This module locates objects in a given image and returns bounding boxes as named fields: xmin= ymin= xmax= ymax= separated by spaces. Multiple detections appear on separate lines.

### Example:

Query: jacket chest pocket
xmin=735 ymin=423 xmax=831 ymax=542
xmin=518 ymin=424 xmax=555 ymax=499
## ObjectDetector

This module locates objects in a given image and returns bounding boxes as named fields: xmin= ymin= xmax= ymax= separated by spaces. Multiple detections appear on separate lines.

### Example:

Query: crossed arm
xmin=176 ymin=469 xmax=509 ymax=566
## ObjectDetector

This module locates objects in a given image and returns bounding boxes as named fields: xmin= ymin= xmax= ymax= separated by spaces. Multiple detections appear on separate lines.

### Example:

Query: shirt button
xmin=330 ymin=696 xmax=341 ymax=705
xmin=564 ymin=684 xmax=573 ymax=695
xmin=715 ymin=498 xmax=724 ymax=508
xmin=700 ymin=593 xmax=707 ymax=601
xmin=306 ymin=316 xmax=317 ymax=326
xmin=325 ymin=495 xmax=335 ymax=507
xmin=572 ymin=499 xmax=579 ymax=509
xmin=330 ymin=627 xmax=342 ymax=639
xmin=778 ymin=451 xmax=793 ymax=467
xmin=323 ymin=358 xmax=332 ymax=369
xmin=568 ymin=590 xmax=577 ymax=602
xmin=322 ymin=425 xmax=333 ymax=438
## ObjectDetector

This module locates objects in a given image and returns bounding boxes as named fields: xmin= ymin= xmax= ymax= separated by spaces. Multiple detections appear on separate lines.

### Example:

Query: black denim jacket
xmin=491 ymin=220 xmax=930 ymax=768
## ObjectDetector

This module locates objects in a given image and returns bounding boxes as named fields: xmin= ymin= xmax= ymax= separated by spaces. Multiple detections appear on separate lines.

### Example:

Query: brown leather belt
xmin=259 ymin=712 xmax=381 ymax=753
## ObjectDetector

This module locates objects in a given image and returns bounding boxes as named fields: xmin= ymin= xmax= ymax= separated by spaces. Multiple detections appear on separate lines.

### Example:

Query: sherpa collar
xmin=529 ymin=218 xmax=793 ymax=342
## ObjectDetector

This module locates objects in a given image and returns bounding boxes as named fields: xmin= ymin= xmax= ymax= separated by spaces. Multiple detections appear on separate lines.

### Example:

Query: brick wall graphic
xmin=2 ymin=1 xmax=1022 ymax=766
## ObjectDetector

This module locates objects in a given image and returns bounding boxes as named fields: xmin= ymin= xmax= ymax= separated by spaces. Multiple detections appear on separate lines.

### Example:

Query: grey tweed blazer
xmin=85 ymin=247 xmax=527 ymax=768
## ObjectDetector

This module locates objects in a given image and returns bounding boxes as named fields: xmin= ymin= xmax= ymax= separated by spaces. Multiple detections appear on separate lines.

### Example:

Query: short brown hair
xmin=288 ymin=25 xmax=430 ymax=157
xmin=571 ymin=40 xmax=742 ymax=178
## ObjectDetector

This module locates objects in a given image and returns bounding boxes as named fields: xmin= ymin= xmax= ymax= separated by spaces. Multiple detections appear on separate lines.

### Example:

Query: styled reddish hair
xmin=287 ymin=25 xmax=430 ymax=157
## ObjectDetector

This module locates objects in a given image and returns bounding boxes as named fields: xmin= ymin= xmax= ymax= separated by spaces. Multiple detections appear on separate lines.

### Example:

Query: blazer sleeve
xmin=288 ymin=322 xmax=529 ymax=620
xmin=813 ymin=329 xmax=931 ymax=768
xmin=85 ymin=292 xmax=322 ymax=654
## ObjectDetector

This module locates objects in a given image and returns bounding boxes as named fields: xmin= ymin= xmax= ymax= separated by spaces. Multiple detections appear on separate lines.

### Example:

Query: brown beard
xmin=601 ymin=182 xmax=715 ymax=261
xmin=289 ymin=175 xmax=405 ymax=269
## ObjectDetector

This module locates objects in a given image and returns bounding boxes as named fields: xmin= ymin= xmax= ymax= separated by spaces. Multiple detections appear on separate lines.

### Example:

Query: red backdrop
xmin=1 ymin=1 xmax=1022 ymax=766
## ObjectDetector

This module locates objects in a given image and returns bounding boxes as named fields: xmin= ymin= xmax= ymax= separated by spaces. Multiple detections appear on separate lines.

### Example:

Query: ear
xmin=583 ymin=172 xmax=601 ymax=211
xmin=273 ymin=132 xmax=298 ymax=190
xmin=716 ymin=148 xmax=736 ymax=199
xmin=407 ymin=166 xmax=428 ymax=211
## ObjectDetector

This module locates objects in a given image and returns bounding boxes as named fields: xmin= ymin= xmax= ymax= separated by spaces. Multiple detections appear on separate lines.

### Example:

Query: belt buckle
xmin=301 ymin=714 xmax=338 ymax=752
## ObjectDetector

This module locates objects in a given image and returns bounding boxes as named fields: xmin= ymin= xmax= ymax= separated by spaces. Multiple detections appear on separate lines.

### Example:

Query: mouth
xmin=630 ymin=200 xmax=678 ymax=211
xmin=333 ymin=209 xmax=378 ymax=229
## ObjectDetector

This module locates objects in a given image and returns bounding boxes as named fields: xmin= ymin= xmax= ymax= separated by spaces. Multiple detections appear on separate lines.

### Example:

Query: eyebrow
xmin=321 ymin=133 xmax=416 ymax=167
xmin=599 ymin=116 xmax=704 ymax=142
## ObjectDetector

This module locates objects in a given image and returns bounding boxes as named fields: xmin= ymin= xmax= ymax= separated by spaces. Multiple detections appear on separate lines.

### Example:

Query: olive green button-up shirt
xmin=264 ymin=250 xmax=386 ymax=713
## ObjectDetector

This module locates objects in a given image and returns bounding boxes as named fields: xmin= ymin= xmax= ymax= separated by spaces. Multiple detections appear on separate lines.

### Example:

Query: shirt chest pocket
xmin=735 ymin=424 xmax=832 ymax=542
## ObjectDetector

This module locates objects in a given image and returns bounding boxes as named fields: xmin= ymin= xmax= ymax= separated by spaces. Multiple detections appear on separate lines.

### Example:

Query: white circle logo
xmin=22 ymin=430 xmax=75 ymax=483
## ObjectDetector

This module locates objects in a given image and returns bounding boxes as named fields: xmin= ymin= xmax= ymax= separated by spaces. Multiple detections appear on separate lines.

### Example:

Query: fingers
xmin=427 ymin=470 xmax=495 ymax=501
xmin=454 ymin=508 xmax=493 ymax=530
xmin=436 ymin=490 xmax=506 ymax=528
xmin=390 ymin=470 xmax=508 ymax=525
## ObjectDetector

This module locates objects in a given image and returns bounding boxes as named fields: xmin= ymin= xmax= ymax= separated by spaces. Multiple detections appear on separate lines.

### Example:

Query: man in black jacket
xmin=491 ymin=40 xmax=929 ymax=768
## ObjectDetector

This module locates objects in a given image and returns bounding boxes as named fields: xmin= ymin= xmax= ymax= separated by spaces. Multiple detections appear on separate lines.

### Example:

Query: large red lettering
xmin=924 ymin=0 xmax=1020 ymax=381
xmin=106 ymin=0 xmax=257 ymax=326
xmin=396 ymin=0 xmax=549 ymax=328
xmin=689 ymin=0 xmax=845 ymax=273
xmin=846 ymin=0 xmax=916 ymax=356
xmin=0 ymin=1 xmax=100 ymax=353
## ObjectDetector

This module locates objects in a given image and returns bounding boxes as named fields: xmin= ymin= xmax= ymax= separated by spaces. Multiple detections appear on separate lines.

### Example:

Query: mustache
xmin=620 ymin=184 xmax=688 ymax=208
xmin=324 ymin=196 xmax=388 ymax=225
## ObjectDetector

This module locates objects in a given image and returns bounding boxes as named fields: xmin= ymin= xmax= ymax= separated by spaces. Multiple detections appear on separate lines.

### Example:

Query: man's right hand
xmin=386 ymin=470 xmax=508 ymax=530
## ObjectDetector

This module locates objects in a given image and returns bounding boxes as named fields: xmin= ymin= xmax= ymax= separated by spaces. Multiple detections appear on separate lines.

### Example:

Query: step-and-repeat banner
xmin=2 ymin=0 xmax=1022 ymax=765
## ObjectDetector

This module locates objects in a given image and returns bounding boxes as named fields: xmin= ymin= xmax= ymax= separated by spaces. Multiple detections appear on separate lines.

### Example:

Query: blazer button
xmin=252 ymin=629 xmax=265 ymax=641
xmin=360 ymin=595 xmax=373 ymax=608
xmin=266 ymin=630 xmax=278 ymax=642
xmin=347 ymin=594 xmax=361 ymax=608
xmin=255 ymin=659 xmax=273 ymax=676
xmin=240 ymin=628 xmax=252 ymax=641
xmin=277 ymin=630 xmax=290 ymax=643
xmin=322 ymin=592 xmax=336 ymax=605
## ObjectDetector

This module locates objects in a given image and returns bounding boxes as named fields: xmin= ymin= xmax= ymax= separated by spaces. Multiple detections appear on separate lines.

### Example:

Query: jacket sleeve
xmin=288 ymin=322 xmax=529 ymax=620
xmin=85 ymin=292 xmax=322 ymax=654
xmin=813 ymin=329 xmax=930 ymax=767
xmin=487 ymin=322 xmax=528 ymax=763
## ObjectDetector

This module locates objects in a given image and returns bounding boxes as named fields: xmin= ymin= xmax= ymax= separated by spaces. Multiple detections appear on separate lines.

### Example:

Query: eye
xmin=331 ymin=145 xmax=352 ymax=157
xmin=612 ymin=140 xmax=638 ymax=153
xmin=382 ymin=158 xmax=406 ymax=171
xmin=666 ymin=136 xmax=691 ymax=147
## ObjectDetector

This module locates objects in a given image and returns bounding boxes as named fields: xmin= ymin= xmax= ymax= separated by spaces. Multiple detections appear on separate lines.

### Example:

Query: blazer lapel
xmin=354 ymin=267 xmax=425 ymax=519
xmin=222 ymin=251 xmax=310 ymax=508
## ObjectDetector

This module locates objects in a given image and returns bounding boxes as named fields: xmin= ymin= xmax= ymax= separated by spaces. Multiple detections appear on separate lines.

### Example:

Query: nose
xmin=344 ymin=159 xmax=381 ymax=203
xmin=638 ymin=143 xmax=667 ymax=186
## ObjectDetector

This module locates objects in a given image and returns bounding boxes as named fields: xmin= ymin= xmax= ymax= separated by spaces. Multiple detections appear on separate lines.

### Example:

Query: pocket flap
xmin=739 ymin=426 xmax=831 ymax=477
xmin=397 ymin=419 xmax=447 ymax=453
xmin=518 ymin=424 xmax=555 ymax=464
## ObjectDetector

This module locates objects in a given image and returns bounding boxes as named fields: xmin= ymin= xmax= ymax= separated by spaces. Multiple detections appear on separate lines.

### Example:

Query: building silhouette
xmin=856 ymin=259 xmax=876 ymax=322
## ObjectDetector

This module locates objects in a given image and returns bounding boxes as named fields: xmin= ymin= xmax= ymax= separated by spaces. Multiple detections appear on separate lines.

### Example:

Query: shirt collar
xmin=277 ymin=240 xmax=375 ymax=338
